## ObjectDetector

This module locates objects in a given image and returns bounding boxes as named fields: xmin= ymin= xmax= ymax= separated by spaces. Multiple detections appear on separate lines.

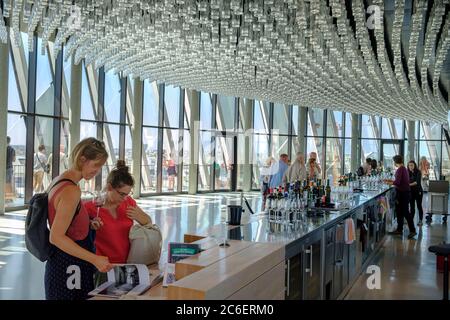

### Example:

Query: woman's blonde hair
xmin=70 ymin=138 xmax=108 ymax=170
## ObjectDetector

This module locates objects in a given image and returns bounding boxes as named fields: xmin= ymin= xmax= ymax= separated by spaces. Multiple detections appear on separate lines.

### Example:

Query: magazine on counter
xmin=89 ymin=264 xmax=152 ymax=298
xmin=168 ymin=242 xmax=201 ymax=263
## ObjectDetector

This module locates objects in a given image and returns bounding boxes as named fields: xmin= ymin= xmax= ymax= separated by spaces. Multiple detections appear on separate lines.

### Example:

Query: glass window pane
xmin=200 ymin=92 xmax=213 ymax=130
xmin=253 ymin=100 xmax=270 ymax=134
xmin=292 ymin=138 xmax=301 ymax=160
xmin=33 ymin=116 xmax=53 ymax=194
xmin=182 ymin=129 xmax=190 ymax=192
xmin=273 ymin=104 xmax=289 ymax=135
xmin=35 ymin=39 xmax=55 ymax=116
xmin=361 ymin=115 xmax=380 ymax=139
xmin=236 ymin=132 xmax=247 ymax=190
xmin=405 ymin=120 xmax=419 ymax=140
xmin=56 ymin=119 xmax=70 ymax=175
xmin=7 ymin=50 xmax=24 ymax=112
xmin=344 ymin=138 xmax=352 ymax=176
xmin=345 ymin=113 xmax=353 ymax=138
xmin=143 ymin=80 xmax=159 ymax=126
xmin=361 ymin=139 xmax=380 ymax=162
xmin=141 ymin=127 xmax=159 ymax=193
xmin=162 ymin=129 xmax=180 ymax=192
xmin=420 ymin=122 xmax=442 ymax=140
xmin=80 ymin=121 xmax=98 ymax=140
xmin=198 ymin=131 xmax=213 ymax=191
xmin=307 ymin=108 xmax=324 ymax=137
xmin=214 ymin=135 xmax=234 ymax=190
xmin=78 ymin=121 xmax=98 ymax=193
xmin=20 ymin=32 xmax=30 ymax=65
xmin=80 ymin=62 xmax=96 ymax=121
xmin=163 ymin=85 xmax=180 ymax=128
xmin=5 ymin=114 xmax=26 ymax=207
xmin=253 ymin=134 xmax=270 ymax=189
xmin=382 ymin=118 xmax=404 ymax=139
xmin=104 ymin=71 xmax=121 ymax=123
xmin=442 ymin=143 xmax=450 ymax=180
xmin=238 ymin=98 xmax=253 ymax=131
xmin=326 ymin=138 xmax=343 ymax=185
xmin=102 ymin=124 xmax=120 ymax=185
xmin=216 ymin=95 xmax=235 ymax=131
xmin=419 ymin=140 xmax=442 ymax=180
xmin=125 ymin=125 xmax=133 ymax=171
xmin=271 ymin=135 xmax=289 ymax=158
xmin=327 ymin=110 xmax=343 ymax=137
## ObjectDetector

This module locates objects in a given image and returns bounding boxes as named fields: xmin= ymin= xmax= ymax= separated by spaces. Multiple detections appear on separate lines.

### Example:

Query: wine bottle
xmin=325 ymin=179 xmax=331 ymax=203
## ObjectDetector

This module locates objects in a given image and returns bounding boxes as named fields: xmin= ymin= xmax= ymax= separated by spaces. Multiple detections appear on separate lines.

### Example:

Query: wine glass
xmin=93 ymin=190 xmax=107 ymax=217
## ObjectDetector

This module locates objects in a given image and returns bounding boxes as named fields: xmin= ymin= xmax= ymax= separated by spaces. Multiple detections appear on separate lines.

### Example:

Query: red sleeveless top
xmin=84 ymin=197 xmax=135 ymax=263
xmin=47 ymin=180 xmax=90 ymax=241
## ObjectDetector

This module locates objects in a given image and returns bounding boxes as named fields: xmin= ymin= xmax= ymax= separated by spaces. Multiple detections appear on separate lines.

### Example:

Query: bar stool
xmin=429 ymin=243 xmax=450 ymax=300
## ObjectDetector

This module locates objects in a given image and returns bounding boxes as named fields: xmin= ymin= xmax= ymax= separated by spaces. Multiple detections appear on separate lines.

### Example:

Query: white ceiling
xmin=1 ymin=0 xmax=449 ymax=122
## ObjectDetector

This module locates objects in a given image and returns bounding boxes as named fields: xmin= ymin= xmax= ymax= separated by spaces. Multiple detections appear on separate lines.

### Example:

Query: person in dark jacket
xmin=407 ymin=160 xmax=424 ymax=226
xmin=385 ymin=155 xmax=416 ymax=239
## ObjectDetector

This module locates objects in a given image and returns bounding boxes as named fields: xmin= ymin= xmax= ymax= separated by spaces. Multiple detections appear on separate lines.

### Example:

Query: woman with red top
xmin=45 ymin=138 xmax=113 ymax=300
xmin=85 ymin=160 xmax=151 ymax=264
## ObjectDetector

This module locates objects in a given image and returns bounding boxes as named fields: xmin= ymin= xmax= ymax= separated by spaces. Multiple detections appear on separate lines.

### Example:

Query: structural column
xmin=351 ymin=113 xmax=360 ymax=172
xmin=407 ymin=120 xmax=416 ymax=162
xmin=298 ymin=106 xmax=307 ymax=155
xmin=68 ymin=55 xmax=81 ymax=154
xmin=0 ymin=29 xmax=9 ymax=215
xmin=132 ymin=79 xmax=143 ymax=198
xmin=243 ymin=99 xmax=254 ymax=192
xmin=188 ymin=89 xmax=200 ymax=195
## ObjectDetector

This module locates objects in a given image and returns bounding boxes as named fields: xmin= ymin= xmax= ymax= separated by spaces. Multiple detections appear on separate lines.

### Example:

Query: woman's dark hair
xmin=38 ymin=144 xmax=45 ymax=152
xmin=370 ymin=159 xmax=377 ymax=170
xmin=366 ymin=158 xmax=372 ymax=164
xmin=393 ymin=155 xmax=403 ymax=165
xmin=408 ymin=160 xmax=419 ymax=172
xmin=107 ymin=160 xmax=134 ymax=189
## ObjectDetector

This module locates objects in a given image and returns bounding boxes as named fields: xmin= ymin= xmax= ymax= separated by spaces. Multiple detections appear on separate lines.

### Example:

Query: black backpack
xmin=25 ymin=178 xmax=79 ymax=262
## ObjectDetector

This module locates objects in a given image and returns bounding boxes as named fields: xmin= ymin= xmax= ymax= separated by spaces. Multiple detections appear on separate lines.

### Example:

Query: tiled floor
xmin=0 ymin=192 xmax=263 ymax=299
xmin=0 ymin=192 xmax=448 ymax=300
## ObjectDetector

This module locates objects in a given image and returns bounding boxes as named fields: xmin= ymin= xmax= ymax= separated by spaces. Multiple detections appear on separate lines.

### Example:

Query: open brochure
xmin=89 ymin=264 xmax=161 ymax=298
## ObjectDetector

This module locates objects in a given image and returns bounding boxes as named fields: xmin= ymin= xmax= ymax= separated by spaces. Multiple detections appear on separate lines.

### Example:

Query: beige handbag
xmin=127 ymin=223 xmax=162 ymax=266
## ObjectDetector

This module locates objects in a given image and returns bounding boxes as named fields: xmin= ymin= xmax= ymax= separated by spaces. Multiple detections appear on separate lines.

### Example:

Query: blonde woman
xmin=419 ymin=156 xmax=430 ymax=192
xmin=307 ymin=152 xmax=322 ymax=179
xmin=45 ymin=138 xmax=113 ymax=300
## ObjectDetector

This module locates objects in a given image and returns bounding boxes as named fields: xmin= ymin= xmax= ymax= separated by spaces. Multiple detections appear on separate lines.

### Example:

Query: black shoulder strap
xmin=47 ymin=178 xmax=77 ymax=194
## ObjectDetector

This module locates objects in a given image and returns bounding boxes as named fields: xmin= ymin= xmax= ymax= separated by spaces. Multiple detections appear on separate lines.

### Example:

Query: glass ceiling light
xmin=6 ymin=0 xmax=448 ymax=123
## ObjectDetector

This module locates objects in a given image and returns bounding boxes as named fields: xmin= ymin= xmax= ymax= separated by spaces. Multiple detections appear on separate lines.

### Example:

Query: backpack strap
xmin=47 ymin=178 xmax=77 ymax=193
